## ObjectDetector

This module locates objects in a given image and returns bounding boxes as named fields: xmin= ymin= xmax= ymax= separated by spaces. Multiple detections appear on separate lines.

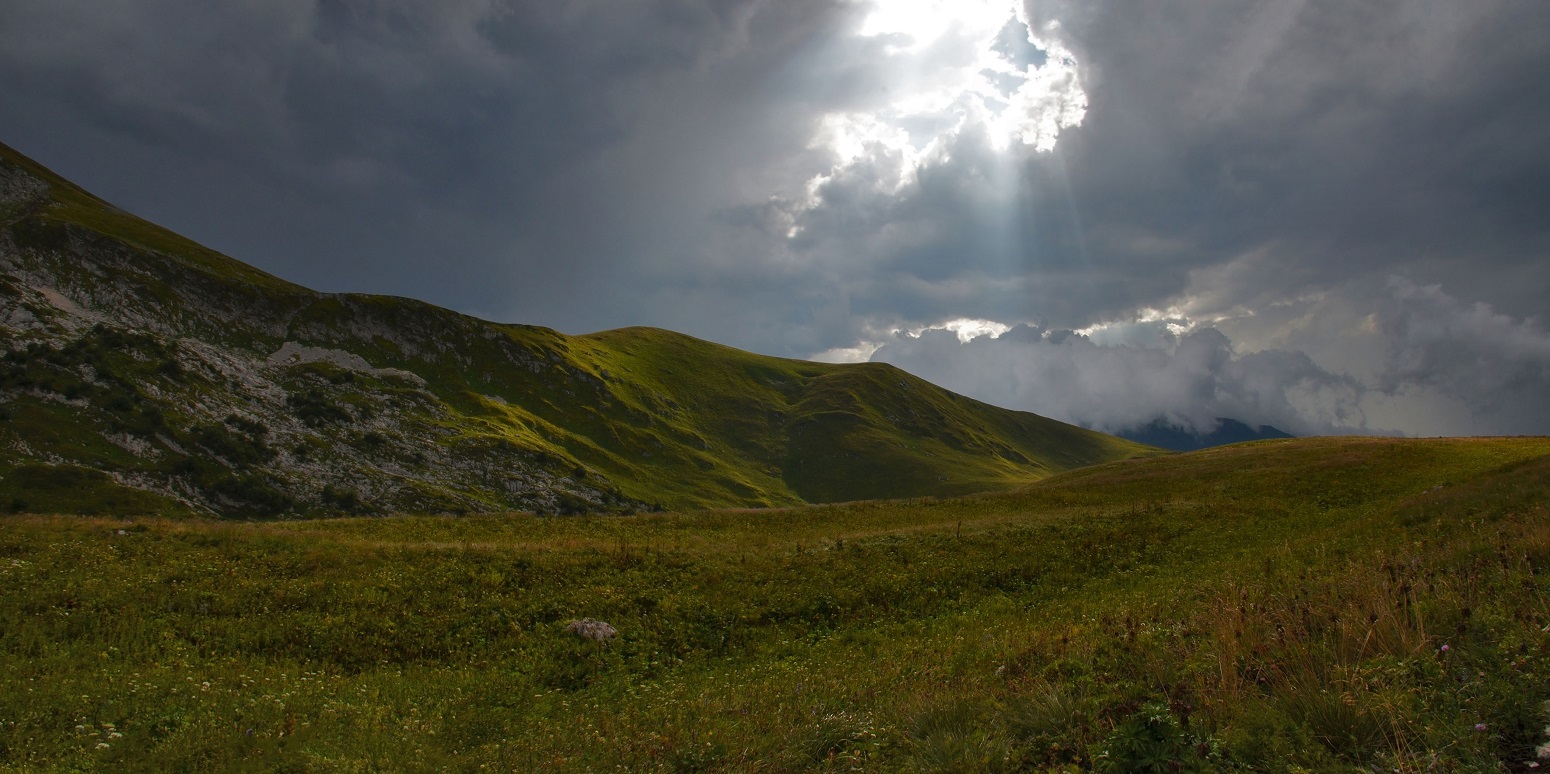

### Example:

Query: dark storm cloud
xmin=1 ymin=0 xmax=1546 ymax=435
xmin=1022 ymin=0 xmax=1550 ymax=317
xmin=0 ymin=0 xmax=850 ymax=322
xmin=740 ymin=0 xmax=1550 ymax=335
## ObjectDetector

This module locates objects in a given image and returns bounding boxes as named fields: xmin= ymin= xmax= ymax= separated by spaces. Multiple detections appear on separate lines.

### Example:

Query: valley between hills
xmin=3 ymin=142 xmax=1550 ymax=770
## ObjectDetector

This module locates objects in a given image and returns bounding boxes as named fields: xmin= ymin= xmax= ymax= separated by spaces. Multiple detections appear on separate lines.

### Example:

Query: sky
xmin=2 ymin=0 xmax=1547 ymax=437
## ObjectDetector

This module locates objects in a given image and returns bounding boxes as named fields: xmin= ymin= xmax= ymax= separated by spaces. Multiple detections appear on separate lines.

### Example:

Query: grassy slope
xmin=0 ymin=141 xmax=1154 ymax=513
xmin=571 ymin=327 xmax=1147 ymax=507
xmin=0 ymin=142 xmax=302 ymax=294
xmin=4 ymin=436 xmax=1550 ymax=770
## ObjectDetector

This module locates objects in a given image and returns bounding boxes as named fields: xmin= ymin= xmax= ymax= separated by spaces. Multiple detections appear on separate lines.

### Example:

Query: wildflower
xmin=1440 ymin=644 xmax=1450 ymax=652
xmin=1476 ymin=723 xmax=1488 ymax=731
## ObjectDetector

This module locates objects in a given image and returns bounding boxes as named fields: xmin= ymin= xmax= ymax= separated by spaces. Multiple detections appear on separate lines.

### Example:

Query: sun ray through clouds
xmin=788 ymin=0 xmax=1089 ymax=360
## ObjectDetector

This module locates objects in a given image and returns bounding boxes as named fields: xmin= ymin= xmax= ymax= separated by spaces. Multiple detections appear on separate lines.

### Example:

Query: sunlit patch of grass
xmin=899 ymin=697 xmax=1014 ymax=772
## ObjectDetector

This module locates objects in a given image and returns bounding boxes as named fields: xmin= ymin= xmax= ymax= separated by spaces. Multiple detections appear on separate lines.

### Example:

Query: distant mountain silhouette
xmin=1117 ymin=417 xmax=1293 ymax=452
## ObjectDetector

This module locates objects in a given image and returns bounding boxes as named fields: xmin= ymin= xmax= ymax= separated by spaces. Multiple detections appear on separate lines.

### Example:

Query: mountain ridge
xmin=1117 ymin=416 xmax=1293 ymax=451
xmin=0 ymin=141 xmax=1159 ymax=517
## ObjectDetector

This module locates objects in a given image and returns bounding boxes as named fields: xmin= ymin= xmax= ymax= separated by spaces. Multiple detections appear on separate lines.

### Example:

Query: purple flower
xmin=1440 ymin=644 xmax=1451 ymax=652
xmin=1476 ymin=722 xmax=1488 ymax=731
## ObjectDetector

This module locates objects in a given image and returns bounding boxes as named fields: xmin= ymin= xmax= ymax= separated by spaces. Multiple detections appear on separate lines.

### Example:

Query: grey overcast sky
xmin=3 ymin=0 xmax=1548 ymax=437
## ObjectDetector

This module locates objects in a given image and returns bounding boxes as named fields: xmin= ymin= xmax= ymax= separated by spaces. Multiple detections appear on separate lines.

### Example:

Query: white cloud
xmin=1370 ymin=278 xmax=1550 ymax=433
xmin=923 ymin=317 xmax=1013 ymax=343
xmin=857 ymin=277 xmax=1550 ymax=438
xmin=798 ymin=0 xmax=1086 ymax=209
xmin=855 ymin=0 xmax=1015 ymax=52
xmin=810 ymin=340 xmax=885 ymax=363
xmin=1075 ymin=307 xmax=1197 ymax=347
xmin=810 ymin=316 xmax=1013 ymax=362
xmin=870 ymin=322 xmax=1362 ymax=436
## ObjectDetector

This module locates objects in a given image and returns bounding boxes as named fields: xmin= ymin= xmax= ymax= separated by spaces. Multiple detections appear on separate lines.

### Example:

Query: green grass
xmin=3 ymin=437 xmax=1550 ymax=770
xmin=6 ymin=140 xmax=1550 ymax=770
xmin=548 ymin=327 xmax=1154 ymax=508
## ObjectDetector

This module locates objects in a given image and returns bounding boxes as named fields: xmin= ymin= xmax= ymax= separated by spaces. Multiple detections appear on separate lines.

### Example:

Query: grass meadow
xmin=4 ymin=436 xmax=1550 ymax=771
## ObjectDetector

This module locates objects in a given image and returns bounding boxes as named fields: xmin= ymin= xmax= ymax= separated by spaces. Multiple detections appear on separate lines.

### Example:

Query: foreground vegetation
xmin=4 ymin=437 xmax=1550 ymax=771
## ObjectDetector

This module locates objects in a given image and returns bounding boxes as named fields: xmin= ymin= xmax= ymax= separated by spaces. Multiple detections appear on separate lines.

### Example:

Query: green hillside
xmin=0 ymin=141 xmax=1154 ymax=517
xmin=3 ymin=437 xmax=1549 ymax=769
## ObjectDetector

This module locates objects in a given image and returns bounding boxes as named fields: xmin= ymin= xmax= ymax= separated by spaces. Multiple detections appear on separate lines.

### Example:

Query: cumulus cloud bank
xmin=873 ymin=322 xmax=1363 ymax=437
xmin=872 ymin=278 xmax=1550 ymax=437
